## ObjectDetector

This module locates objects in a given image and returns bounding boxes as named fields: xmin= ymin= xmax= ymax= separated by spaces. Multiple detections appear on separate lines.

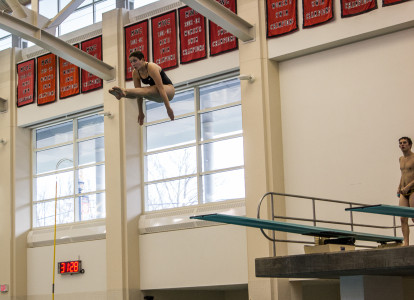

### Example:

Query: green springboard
xmin=346 ymin=204 xmax=414 ymax=218
xmin=190 ymin=214 xmax=402 ymax=244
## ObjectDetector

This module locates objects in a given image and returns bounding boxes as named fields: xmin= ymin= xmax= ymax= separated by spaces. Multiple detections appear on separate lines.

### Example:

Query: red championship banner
xmin=81 ymin=36 xmax=103 ymax=93
xmin=59 ymin=44 xmax=80 ymax=99
xmin=303 ymin=0 xmax=333 ymax=28
xmin=125 ymin=20 xmax=149 ymax=80
xmin=266 ymin=0 xmax=298 ymax=37
xmin=178 ymin=6 xmax=207 ymax=64
xmin=341 ymin=0 xmax=377 ymax=17
xmin=209 ymin=0 xmax=238 ymax=56
xmin=37 ymin=53 xmax=57 ymax=106
xmin=16 ymin=59 xmax=35 ymax=107
xmin=151 ymin=11 xmax=178 ymax=70
xmin=383 ymin=0 xmax=408 ymax=6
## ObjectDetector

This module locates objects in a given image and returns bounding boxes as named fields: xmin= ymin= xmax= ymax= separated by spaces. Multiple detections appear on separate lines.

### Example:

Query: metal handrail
xmin=257 ymin=192 xmax=402 ymax=256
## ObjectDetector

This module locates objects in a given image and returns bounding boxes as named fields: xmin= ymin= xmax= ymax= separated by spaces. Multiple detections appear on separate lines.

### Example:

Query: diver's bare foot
xmin=109 ymin=87 xmax=126 ymax=100
xmin=109 ymin=89 xmax=122 ymax=100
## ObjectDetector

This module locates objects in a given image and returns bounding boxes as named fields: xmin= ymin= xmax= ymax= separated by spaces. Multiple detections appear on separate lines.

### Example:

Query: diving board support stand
xmin=340 ymin=276 xmax=403 ymax=300
xmin=255 ymin=245 xmax=414 ymax=300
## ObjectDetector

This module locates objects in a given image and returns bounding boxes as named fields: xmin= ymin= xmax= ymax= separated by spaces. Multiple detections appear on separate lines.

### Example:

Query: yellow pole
xmin=52 ymin=180 xmax=58 ymax=299
xmin=51 ymin=158 xmax=72 ymax=299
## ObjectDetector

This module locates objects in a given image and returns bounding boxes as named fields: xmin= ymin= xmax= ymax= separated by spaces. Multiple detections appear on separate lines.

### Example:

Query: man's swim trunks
xmin=402 ymin=189 xmax=414 ymax=198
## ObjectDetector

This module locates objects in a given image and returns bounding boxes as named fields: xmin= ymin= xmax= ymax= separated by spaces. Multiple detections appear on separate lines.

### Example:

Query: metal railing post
xmin=349 ymin=204 xmax=354 ymax=232
xmin=312 ymin=198 xmax=316 ymax=227
xmin=270 ymin=193 xmax=276 ymax=256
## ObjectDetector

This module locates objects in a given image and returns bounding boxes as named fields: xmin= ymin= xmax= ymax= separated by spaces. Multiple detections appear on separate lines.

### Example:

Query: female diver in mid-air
xmin=109 ymin=51 xmax=175 ymax=125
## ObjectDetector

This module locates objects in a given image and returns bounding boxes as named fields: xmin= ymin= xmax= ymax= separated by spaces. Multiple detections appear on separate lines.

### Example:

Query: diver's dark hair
xmin=129 ymin=51 xmax=145 ymax=60
xmin=399 ymin=137 xmax=413 ymax=146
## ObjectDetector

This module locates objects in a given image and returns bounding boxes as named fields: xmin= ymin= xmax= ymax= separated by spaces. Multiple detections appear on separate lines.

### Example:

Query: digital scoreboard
xmin=58 ymin=260 xmax=84 ymax=275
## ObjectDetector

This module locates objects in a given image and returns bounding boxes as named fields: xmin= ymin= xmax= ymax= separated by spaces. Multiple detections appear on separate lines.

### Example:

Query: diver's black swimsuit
xmin=138 ymin=63 xmax=173 ymax=86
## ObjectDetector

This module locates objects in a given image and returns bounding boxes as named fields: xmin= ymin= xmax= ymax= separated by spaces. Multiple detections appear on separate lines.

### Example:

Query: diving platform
xmin=191 ymin=193 xmax=410 ymax=300
xmin=255 ymin=245 xmax=414 ymax=278
xmin=190 ymin=214 xmax=403 ymax=244
xmin=346 ymin=204 xmax=414 ymax=218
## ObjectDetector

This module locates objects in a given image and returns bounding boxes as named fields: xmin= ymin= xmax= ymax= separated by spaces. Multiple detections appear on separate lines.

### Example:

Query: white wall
xmin=139 ymin=225 xmax=248 ymax=290
xmin=279 ymin=27 xmax=414 ymax=254
xmin=27 ymin=239 xmax=106 ymax=298
xmin=17 ymin=90 xmax=104 ymax=127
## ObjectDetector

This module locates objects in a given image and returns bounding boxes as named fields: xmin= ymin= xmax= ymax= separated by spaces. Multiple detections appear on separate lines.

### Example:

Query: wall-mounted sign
xmin=37 ymin=53 xmax=57 ymax=106
xmin=81 ymin=36 xmax=103 ymax=93
xmin=125 ymin=20 xmax=149 ymax=80
xmin=59 ymin=44 xmax=80 ymax=99
xmin=178 ymin=6 xmax=207 ymax=64
xmin=58 ymin=260 xmax=84 ymax=275
xmin=151 ymin=11 xmax=178 ymax=70
xmin=341 ymin=0 xmax=377 ymax=17
xmin=303 ymin=0 xmax=333 ymax=28
xmin=209 ymin=0 xmax=238 ymax=55
xmin=0 ymin=284 xmax=8 ymax=293
xmin=16 ymin=59 xmax=35 ymax=107
xmin=266 ymin=0 xmax=298 ymax=37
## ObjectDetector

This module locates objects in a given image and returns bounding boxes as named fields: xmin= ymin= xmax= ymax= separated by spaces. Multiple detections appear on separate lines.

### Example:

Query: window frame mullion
xmin=195 ymin=86 xmax=202 ymax=206
xmin=73 ymin=117 xmax=78 ymax=223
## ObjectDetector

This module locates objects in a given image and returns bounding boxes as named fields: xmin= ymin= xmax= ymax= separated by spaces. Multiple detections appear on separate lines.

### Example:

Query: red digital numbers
xmin=60 ymin=262 xmax=66 ymax=274
xmin=73 ymin=262 xmax=79 ymax=273
xmin=58 ymin=261 xmax=81 ymax=274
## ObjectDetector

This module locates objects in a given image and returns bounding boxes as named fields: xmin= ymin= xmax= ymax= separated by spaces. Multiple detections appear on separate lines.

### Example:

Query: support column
xmin=238 ymin=0 xmax=288 ymax=299
xmin=102 ymin=8 xmax=141 ymax=299
xmin=0 ymin=49 xmax=13 ymax=300
xmin=0 ymin=48 xmax=30 ymax=300
xmin=340 ymin=276 xmax=403 ymax=300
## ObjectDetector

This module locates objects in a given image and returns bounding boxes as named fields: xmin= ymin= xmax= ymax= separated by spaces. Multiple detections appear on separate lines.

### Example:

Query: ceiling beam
xmin=0 ymin=11 xmax=115 ymax=81
xmin=44 ymin=0 xmax=85 ymax=29
xmin=180 ymin=0 xmax=255 ymax=42
xmin=5 ymin=3 xmax=57 ymax=35
xmin=4 ymin=0 xmax=27 ymax=18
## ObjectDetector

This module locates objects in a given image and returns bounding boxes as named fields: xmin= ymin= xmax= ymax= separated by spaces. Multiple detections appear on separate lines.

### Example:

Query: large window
xmin=19 ymin=0 xmax=118 ymax=47
xmin=32 ymin=113 xmax=105 ymax=228
xmin=134 ymin=0 xmax=159 ymax=8
xmin=1 ymin=0 xmax=150 ymax=51
xmin=58 ymin=0 xmax=117 ymax=35
xmin=0 ymin=29 xmax=12 ymax=51
xmin=49 ymin=0 xmax=116 ymax=35
xmin=143 ymin=77 xmax=245 ymax=212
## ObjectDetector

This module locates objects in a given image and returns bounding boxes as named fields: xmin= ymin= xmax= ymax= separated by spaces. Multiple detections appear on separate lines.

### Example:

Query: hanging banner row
xmin=17 ymin=36 xmax=103 ymax=107
xmin=17 ymin=0 xmax=407 ymax=107
xmin=266 ymin=0 xmax=409 ymax=37
xmin=124 ymin=1 xmax=238 ymax=80
xmin=17 ymin=0 xmax=239 ymax=107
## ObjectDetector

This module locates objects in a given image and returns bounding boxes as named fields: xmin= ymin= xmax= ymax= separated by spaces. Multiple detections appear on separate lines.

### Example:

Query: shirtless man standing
xmin=397 ymin=136 xmax=414 ymax=246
